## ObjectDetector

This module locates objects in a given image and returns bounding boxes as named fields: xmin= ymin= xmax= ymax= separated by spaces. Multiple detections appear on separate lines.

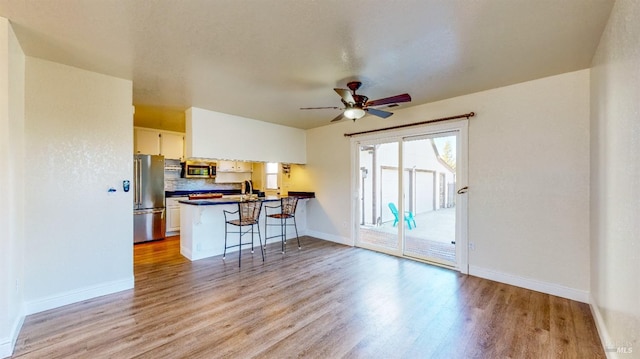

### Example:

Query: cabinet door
xmin=166 ymin=197 xmax=182 ymax=207
xmin=236 ymin=161 xmax=253 ymax=172
xmin=218 ymin=160 xmax=235 ymax=172
xmin=161 ymin=132 xmax=184 ymax=160
xmin=135 ymin=128 xmax=161 ymax=155
xmin=166 ymin=206 xmax=181 ymax=232
xmin=165 ymin=197 xmax=186 ymax=233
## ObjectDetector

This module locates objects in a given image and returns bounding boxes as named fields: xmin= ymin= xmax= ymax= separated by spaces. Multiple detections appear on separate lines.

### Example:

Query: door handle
xmin=135 ymin=159 xmax=141 ymax=205
xmin=133 ymin=159 xmax=138 ymax=205
xmin=457 ymin=186 xmax=468 ymax=194
xmin=138 ymin=159 xmax=142 ymax=205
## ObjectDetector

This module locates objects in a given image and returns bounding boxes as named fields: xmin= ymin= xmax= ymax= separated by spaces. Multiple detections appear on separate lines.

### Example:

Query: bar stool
xmin=264 ymin=196 xmax=300 ymax=254
xmin=223 ymin=200 xmax=263 ymax=267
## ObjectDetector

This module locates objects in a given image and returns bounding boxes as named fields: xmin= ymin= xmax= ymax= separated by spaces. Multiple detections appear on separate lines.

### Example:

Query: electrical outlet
xmin=469 ymin=242 xmax=476 ymax=251
xmin=15 ymin=279 xmax=19 ymax=293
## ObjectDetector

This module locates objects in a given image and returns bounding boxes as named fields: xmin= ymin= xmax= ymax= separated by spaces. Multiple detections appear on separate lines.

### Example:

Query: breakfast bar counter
xmin=179 ymin=195 xmax=310 ymax=261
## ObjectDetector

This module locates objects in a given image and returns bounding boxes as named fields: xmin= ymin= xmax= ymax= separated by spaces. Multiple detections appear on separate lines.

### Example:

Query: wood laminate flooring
xmin=12 ymin=236 xmax=604 ymax=358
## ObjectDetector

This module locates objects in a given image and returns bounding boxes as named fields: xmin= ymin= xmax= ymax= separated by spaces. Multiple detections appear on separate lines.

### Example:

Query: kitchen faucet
xmin=241 ymin=180 xmax=253 ymax=200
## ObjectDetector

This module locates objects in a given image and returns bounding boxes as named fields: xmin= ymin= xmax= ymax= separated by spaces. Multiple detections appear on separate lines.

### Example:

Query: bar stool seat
xmin=264 ymin=196 xmax=300 ymax=254
xmin=223 ymin=200 xmax=263 ymax=267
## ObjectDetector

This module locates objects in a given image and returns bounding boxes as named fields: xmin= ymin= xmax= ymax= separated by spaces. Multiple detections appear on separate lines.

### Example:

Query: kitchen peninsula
xmin=179 ymin=194 xmax=312 ymax=261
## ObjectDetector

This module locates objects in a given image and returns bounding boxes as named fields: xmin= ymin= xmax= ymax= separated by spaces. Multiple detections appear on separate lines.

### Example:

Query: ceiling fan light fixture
xmin=301 ymin=81 xmax=410 ymax=123
xmin=344 ymin=107 xmax=366 ymax=120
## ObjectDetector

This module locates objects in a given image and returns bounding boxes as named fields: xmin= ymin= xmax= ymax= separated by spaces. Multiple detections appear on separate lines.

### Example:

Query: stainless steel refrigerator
xmin=133 ymin=154 xmax=166 ymax=243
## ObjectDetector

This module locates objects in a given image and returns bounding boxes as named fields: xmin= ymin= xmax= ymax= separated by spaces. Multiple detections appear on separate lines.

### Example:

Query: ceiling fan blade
xmin=366 ymin=107 xmax=393 ymax=119
xmin=365 ymin=93 xmax=411 ymax=107
xmin=334 ymin=88 xmax=355 ymax=105
xmin=330 ymin=113 xmax=346 ymax=123
xmin=300 ymin=106 xmax=341 ymax=110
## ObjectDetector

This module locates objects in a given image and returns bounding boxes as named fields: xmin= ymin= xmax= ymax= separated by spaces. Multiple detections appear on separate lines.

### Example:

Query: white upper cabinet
xmin=235 ymin=161 xmax=253 ymax=172
xmin=217 ymin=160 xmax=234 ymax=172
xmin=217 ymin=160 xmax=252 ymax=172
xmin=160 ymin=132 xmax=185 ymax=160
xmin=134 ymin=128 xmax=161 ymax=155
xmin=134 ymin=127 xmax=185 ymax=160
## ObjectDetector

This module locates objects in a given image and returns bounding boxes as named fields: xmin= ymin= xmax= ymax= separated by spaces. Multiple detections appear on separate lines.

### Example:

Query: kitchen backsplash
xmin=164 ymin=178 xmax=240 ymax=192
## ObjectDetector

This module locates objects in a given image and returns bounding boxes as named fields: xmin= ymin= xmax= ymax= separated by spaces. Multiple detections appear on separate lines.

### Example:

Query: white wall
xmin=306 ymin=70 xmax=591 ymax=301
xmin=304 ymin=122 xmax=355 ymax=244
xmin=22 ymin=57 xmax=134 ymax=313
xmin=590 ymin=0 xmax=640 ymax=355
xmin=186 ymin=107 xmax=306 ymax=164
xmin=0 ymin=17 xmax=25 ymax=359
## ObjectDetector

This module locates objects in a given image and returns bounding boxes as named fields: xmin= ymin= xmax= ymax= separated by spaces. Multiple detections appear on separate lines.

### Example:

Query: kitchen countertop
xmin=167 ymin=190 xmax=315 ymax=198
xmin=179 ymin=196 xmax=278 ymax=206
xmin=179 ymin=192 xmax=315 ymax=206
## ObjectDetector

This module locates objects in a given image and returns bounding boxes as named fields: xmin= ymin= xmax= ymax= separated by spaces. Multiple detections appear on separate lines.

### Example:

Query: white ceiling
xmin=0 ymin=0 xmax=614 ymax=130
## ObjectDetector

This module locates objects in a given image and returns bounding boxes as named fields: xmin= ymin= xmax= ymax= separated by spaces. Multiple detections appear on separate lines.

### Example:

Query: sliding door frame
xmin=350 ymin=119 xmax=469 ymax=274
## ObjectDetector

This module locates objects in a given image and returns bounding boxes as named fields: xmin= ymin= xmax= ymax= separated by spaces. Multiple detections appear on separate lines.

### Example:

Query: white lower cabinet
xmin=166 ymin=197 xmax=187 ymax=234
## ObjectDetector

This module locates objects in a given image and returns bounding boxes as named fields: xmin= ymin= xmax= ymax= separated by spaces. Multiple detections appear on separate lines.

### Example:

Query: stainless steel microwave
xmin=183 ymin=161 xmax=217 ymax=178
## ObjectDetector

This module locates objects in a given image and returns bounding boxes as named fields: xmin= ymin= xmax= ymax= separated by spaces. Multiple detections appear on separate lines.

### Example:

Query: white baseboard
xmin=469 ymin=265 xmax=589 ymax=303
xmin=181 ymin=246 xmax=219 ymax=262
xmin=0 ymin=310 xmax=25 ymax=359
xmin=24 ymin=276 xmax=134 ymax=315
xmin=0 ymin=339 xmax=11 ymax=359
xmin=590 ymin=295 xmax=622 ymax=359
xmin=305 ymin=229 xmax=352 ymax=246
xmin=180 ymin=246 xmax=194 ymax=260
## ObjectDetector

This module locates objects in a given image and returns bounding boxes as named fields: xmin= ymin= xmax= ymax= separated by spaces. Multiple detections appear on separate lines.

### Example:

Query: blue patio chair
xmin=388 ymin=203 xmax=416 ymax=230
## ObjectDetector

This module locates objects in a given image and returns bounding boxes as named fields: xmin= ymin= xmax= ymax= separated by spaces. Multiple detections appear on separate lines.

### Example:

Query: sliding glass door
xmin=402 ymin=132 xmax=457 ymax=266
xmin=358 ymin=141 xmax=400 ymax=251
xmin=353 ymin=121 xmax=468 ymax=272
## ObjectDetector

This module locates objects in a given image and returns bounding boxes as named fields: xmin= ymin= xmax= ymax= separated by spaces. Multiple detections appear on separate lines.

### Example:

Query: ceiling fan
xmin=300 ymin=81 xmax=412 ymax=123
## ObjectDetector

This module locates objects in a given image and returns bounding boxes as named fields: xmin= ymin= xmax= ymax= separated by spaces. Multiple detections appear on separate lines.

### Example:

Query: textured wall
xmin=23 ymin=57 xmax=133 ymax=311
xmin=590 ymin=0 xmax=640 ymax=353
xmin=0 ymin=17 xmax=25 ymax=357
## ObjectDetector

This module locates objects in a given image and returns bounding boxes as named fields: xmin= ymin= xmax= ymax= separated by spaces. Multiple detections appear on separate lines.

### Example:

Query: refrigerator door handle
xmin=138 ymin=159 xmax=142 ymax=205
xmin=133 ymin=159 xmax=138 ymax=206
xmin=135 ymin=158 xmax=141 ymax=205
xmin=133 ymin=159 xmax=137 ymax=206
